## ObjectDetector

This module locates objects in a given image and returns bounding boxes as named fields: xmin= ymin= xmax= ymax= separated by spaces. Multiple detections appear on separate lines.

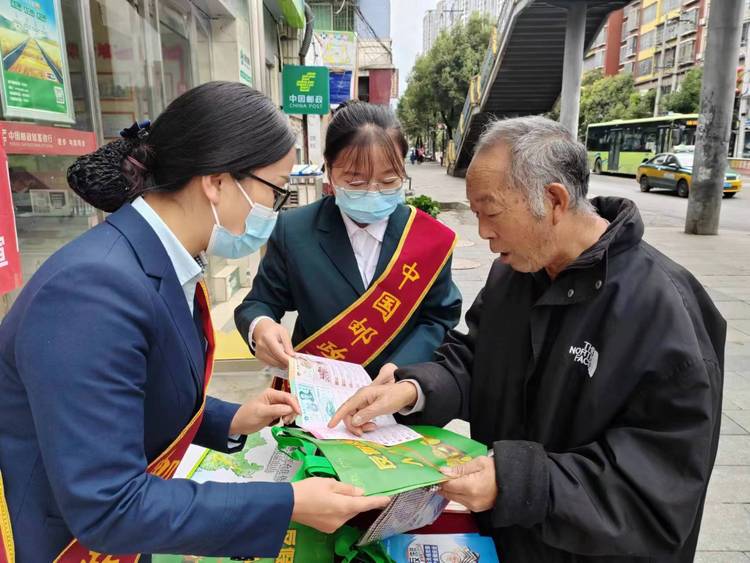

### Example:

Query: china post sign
xmin=282 ymin=65 xmax=329 ymax=115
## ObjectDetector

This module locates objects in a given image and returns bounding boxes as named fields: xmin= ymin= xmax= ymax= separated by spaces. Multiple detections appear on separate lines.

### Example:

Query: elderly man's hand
xmin=439 ymin=456 xmax=498 ymax=513
xmin=328 ymin=381 xmax=417 ymax=435
xmin=372 ymin=362 xmax=398 ymax=385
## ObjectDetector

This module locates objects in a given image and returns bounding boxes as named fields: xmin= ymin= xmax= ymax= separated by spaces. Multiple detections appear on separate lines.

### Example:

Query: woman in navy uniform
xmin=0 ymin=82 xmax=387 ymax=562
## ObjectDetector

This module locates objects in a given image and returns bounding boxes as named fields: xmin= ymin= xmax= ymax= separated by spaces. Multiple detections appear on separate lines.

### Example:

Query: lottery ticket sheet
xmin=289 ymin=353 xmax=421 ymax=446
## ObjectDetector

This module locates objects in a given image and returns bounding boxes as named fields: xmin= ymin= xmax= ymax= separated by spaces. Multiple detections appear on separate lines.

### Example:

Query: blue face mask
xmin=206 ymin=180 xmax=278 ymax=259
xmin=334 ymin=187 xmax=405 ymax=224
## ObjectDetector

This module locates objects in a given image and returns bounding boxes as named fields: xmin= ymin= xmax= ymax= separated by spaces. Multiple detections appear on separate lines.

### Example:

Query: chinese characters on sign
xmin=0 ymin=121 xmax=97 ymax=156
xmin=239 ymin=47 xmax=253 ymax=87
xmin=282 ymin=65 xmax=330 ymax=115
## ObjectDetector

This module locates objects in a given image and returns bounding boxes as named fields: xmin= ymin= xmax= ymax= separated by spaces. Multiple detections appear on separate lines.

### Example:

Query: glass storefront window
xmin=10 ymin=153 xmax=97 ymax=291
xmin=1 ymin=0 xmax=260 ymax=365
xmin=1 ymin=0 xmax=97 ymax=318
xmin=194 ymin=15 xmax=212 ymax=84
xmin=89 ymin=0 xmax=161 ymax=142
xmin=160 ymin=4 xmax=192 ymax=104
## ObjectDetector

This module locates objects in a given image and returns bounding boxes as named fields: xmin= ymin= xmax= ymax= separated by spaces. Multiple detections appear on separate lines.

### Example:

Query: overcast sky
xmin=391 ymin=0 xmax=439 ymax=99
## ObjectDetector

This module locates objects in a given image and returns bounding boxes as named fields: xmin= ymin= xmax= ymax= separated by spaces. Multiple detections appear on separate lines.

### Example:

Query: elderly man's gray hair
xmin=474 ymin=116 xmax=594 ymax=218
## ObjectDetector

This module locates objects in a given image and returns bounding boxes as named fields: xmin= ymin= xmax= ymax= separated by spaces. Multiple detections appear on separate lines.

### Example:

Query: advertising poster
xmin=0 ymin=0 xmax=74 ymax=123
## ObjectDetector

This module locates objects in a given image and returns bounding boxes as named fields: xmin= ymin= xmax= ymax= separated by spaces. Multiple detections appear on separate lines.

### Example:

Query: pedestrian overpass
xmin=447 ymin=0 xmax=631 ymax=177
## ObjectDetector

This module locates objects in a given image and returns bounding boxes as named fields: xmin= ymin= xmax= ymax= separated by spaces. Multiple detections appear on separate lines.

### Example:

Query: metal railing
xmin=450 ymin=0 xmax=523 ymax=167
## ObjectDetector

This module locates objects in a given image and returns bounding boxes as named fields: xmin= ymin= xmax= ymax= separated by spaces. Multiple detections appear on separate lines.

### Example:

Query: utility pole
xmin=559 ymin=1 xmax=587 ymax=136
xmin=685 ymin=0 xmax=744 ymax=235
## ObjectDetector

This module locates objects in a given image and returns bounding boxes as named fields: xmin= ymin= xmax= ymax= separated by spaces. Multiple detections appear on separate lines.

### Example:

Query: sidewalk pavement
xmin=408 ymin=161 xmax=750 ymax=562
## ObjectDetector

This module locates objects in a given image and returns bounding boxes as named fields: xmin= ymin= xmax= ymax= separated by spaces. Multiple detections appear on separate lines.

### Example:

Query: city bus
xmin=586 ymin=114 xmax=698 ymax=176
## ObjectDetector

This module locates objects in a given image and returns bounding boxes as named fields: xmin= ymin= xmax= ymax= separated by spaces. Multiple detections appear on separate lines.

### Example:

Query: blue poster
xmin=330 ymin=70 xmax=352 ymax=106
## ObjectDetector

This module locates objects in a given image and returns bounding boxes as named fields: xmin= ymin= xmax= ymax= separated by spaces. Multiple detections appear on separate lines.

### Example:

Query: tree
xmin=663 ymin=68 xmax=702 ymax=114
xmin=397 ymin=13 xmax=493 ymax=142
xmin=574 ymin=70 xmax=655 ymax=138
xmin=624 ymin=88 xmax=657 ymax=119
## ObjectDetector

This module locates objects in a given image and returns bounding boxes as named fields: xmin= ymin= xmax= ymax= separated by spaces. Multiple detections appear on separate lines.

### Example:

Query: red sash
xmin=2 ymin=281 xmax=217 ymax=563
xmin=273 ymin=207 xmax=456 ymax=391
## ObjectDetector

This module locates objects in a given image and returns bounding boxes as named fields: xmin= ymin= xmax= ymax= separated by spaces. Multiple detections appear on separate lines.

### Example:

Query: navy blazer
xmin=235 ymin=197 xmax=462 ymax=376
xmin=0 ymin=204 xmax=293 ymax=561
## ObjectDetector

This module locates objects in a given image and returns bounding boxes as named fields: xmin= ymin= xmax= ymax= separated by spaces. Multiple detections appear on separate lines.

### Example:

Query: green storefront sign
xmin=0 ymin=0 xmax=74 ymax=123
xmin=282 ymin=65 xmax=329 ymax=115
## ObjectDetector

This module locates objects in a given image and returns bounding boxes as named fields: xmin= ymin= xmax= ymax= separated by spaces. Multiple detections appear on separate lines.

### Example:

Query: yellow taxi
xmin=636 ymin=152 xmax=742 ymax=198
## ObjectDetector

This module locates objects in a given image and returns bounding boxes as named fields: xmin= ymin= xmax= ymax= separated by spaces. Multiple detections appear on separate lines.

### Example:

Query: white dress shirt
xmin=339 ymin=210 xmax=389 ymax=288
xmin=248 ymin=210 xmax=389 ymax=347
xmin=132 ymin=198 xmax=242 ymax=442
xmin=132 ymin=197 xmax=203 ymax=314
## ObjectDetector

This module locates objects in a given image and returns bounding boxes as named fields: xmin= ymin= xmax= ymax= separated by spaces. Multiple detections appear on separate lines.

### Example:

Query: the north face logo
xmin=569 ymin=341 xmax=599 ymax=377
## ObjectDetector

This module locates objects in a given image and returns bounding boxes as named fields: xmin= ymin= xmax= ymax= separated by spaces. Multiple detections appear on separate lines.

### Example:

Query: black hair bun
xmin=67 ymin=138 xmax=151 ymax=213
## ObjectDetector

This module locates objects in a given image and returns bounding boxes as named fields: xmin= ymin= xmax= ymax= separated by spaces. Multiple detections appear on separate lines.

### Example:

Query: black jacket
xmin=398 ymin=197 xmax=726 ymax=562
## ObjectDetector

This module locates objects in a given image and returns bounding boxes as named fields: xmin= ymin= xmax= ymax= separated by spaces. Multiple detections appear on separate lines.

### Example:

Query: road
xmin=589 ymin=173 xmax=749 ymax=233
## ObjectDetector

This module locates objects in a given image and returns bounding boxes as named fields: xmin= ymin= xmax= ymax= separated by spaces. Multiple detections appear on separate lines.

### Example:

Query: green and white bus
xmin=586 ymin=114 xmax=698 ymax=176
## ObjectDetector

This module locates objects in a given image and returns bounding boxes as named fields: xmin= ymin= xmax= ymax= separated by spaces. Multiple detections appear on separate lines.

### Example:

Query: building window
xmin=332 ymin=3 xmax=355 ymax=31
xmin=622 ymin=61 xmax=635 ymax=74
xmin=680 ymin=9 xmax=698 ymax=35
xmin=663 ymin=46 xmax=677 ymax=68
xmin=678 ymin=40 xmax=696 ymax=64
xmin=627 ymin=5 xmax=640 ymax=31
xmin=640 ymin=29 xmax=656 ymax=50
xmin=310 ymin=3 xmax=333 ymax=30
xmin=667 ymin=19 xmax=679 ymax=40
xmin=637 ymin=57 xmax=654 ymax=76
xmin=642 ymin=4 xmax=657 ymax=25
xmin=662 ymin=0 xmax=682 ymax=14
xmin=595 ymin=27 xmax=606 ymax=47
xmin=584 ymin=50 xmax=604 ymax=72
xmin=626 ymin=36 xmax=638 ymax=57
xmin=311 ymin=1 xmax=354 ymax=31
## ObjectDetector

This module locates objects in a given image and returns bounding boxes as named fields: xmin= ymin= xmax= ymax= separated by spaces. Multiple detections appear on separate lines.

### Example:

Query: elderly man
xmin=330 ymin=116 xmax=726 ymax=562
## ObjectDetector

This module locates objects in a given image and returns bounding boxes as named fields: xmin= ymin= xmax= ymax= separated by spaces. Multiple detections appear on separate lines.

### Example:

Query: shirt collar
xmin=339 ymin=209 xmax=388 ymax=243
xmin=131 ymin=197 xmax=203 ymax=288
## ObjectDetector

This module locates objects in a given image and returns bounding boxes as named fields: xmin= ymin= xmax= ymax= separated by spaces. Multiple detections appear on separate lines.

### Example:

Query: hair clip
xmin=120 ymin=120 xmax=151 ymax=141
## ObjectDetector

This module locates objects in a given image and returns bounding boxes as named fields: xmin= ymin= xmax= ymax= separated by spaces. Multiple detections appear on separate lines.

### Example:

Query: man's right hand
xmin=327 ymin=382 xmax=418 ymax=436
xmin=253 ymin=319 xmax=295 ymax=369
xmin=291 ymin=477 xmax=390 ymax=533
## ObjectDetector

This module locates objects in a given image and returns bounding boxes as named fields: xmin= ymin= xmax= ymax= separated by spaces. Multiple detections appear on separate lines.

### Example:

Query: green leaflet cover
xmin=274 ymin=426 xmax=487 ymax=496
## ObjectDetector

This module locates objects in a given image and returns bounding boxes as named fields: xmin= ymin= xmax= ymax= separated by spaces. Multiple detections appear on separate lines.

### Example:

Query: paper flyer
xmin=289 ymin=353 xmax=421 ymax=446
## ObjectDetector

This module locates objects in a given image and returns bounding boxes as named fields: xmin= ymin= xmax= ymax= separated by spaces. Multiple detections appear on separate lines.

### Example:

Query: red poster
xmin=0 ymin=145 xmax=22 ymax=295
xmin=0 ymin=122 xmax=97 ymax=156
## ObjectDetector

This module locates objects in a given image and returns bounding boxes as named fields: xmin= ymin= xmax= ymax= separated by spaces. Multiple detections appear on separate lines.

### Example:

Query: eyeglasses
xmin=245 ymin=172 xmax=291 ymax=212
xmin=336 ymin=179 xmax=404 ymax=199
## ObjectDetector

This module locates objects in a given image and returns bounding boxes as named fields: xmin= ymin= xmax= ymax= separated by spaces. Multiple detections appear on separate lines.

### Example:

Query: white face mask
xmin=206 ymin=180 xmax=278 ymax=259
